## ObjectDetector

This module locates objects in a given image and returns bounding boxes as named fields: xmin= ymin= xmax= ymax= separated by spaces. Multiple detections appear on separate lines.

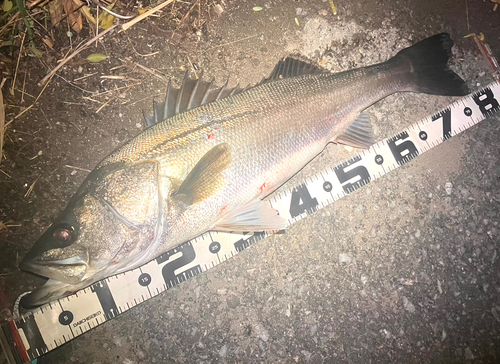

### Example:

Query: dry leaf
xmin=100 ymin=12 xmax=115 ymax=29
xmin=48 ymin=0 xmax=65 ymax=26
xmin=2 ymin=0 xmax=13 ymax=12
xmin=81 ymin=5 xmax=96 ymax=25
xmin=42 ymin=37 xmax=54 ymax=48
xmin=87 ymin=53 xmax=109 ymax=62
xmin=98 ymin=3 xmax=115 ymax=29
xmin=64 ymin=0 xmax=83 ymax=34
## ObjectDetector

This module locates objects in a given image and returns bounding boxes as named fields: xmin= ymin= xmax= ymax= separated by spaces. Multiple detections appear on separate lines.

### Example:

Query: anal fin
xmin=336 ymin=112 xmax=376 ymax=149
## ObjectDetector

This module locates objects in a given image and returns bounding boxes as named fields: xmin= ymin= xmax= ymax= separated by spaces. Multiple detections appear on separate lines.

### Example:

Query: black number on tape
xmin=157 ymin=242 xmax=199 ymax=288
xmin=432 ymin=108 xmax=452 ymax=140
xmin=387 ymin=132 xmax=419 ymax=165
xmin=473 ymin=88 xmax=500 ymax=115
xmin=209 ymin=241 xmax=221 ymax=253
xmin=334 ymin=155 xmax=371 ymax=193
xmin=58 ymin=311 xmax=74 ymax=325
xmin=15 ymin=314 xmax=47 ymax=359
xmin=289 ymin=184 xmax=318 ymax=218
xmin=138 ymin=273 xmax=152 ymax=287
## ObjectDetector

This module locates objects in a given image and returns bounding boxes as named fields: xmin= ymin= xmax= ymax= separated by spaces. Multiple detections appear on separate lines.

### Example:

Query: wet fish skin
xmin=19 ymin=33 xmax=468 ymax=307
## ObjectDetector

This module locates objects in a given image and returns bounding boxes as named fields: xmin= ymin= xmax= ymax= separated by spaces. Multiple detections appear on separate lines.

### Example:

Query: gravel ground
xmin=1 ymin=0 xmax=499 ymax=363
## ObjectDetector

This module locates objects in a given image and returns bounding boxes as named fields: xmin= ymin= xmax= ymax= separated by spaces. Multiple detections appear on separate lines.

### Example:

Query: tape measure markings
xmin=1 ymin=81 xmax=499 ymax=363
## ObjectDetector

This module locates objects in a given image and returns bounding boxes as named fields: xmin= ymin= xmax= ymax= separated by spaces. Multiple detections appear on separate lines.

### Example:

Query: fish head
xmin=20 ymin=162 xmax=162 ymax=307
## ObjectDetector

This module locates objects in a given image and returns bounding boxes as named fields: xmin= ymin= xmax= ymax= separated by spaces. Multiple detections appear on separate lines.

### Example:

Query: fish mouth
xmin=20 ymin=279 xmax=76 ymax=308
xmin=20 ymin=254 xmax=89 ymax=285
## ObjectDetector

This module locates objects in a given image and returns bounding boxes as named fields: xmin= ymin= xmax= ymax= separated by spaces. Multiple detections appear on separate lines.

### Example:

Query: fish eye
xmin=52 ymin=225 xmax=75 ymax=246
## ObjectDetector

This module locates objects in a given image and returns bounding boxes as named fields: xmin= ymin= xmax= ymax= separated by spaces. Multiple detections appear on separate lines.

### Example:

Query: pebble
xmin=402 ymin=296 xmax=416 ymax=313
xmin=445 ymin=182 xmax=453 ymax=195
xmin=339 ymin=253 xmax=352 ymax=265
xmin=219 ymin=344 xmax=228 ymax=358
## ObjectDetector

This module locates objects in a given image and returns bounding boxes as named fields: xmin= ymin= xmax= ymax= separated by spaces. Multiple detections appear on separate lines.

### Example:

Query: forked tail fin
xmin=393 ymin=33 xmax=469 ymax=96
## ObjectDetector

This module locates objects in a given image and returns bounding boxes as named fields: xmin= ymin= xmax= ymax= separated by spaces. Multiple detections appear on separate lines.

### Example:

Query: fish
xmin=19 ymin=33 xmax=469 ymax=307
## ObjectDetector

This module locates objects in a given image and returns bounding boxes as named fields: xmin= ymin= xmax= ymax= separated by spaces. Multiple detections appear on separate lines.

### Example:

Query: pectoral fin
xmin=213 ymin=199 xmax=287 ymax=232
xmin=172 ymin=143 xmax=231 ymax=205
xmin=336 ymin=112 xmax=376 ymax=149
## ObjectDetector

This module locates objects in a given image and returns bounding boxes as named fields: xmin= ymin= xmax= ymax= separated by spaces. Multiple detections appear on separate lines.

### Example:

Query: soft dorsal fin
xmin=262 ymin=57 xmax=328 ymax=83
xmin=145 ymin=73 xmax=251 ymax=128
xmin=172 ymin=143 xmax=231 ymax=206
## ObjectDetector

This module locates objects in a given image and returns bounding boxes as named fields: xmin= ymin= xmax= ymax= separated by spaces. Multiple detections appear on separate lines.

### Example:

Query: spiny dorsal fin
xmin=262 ymin=57 xmax=328 ymax=83
xmin=145 ymin=57 xmax=326 ymax=128
xmin=145 ymin=73 xmax=250 ymax=128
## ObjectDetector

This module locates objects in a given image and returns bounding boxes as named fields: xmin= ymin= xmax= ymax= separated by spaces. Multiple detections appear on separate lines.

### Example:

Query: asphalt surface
xmin=1 ymin=0 xmax=499 ymax=363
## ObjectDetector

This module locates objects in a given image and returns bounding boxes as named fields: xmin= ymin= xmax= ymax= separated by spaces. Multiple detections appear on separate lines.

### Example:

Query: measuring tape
xmin=1 ymin=80 xmax=499 ymax=363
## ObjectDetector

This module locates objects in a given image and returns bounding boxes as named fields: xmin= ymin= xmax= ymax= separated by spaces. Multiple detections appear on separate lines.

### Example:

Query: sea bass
xmin=20 ymin=33 xmax=469 ymax=307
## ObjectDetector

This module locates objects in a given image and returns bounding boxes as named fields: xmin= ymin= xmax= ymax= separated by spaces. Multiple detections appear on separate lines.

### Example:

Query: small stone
xmin=301 ymin=350 xmax=312 ymax=361
xmin=296 ymin=8 xmax=307 ymax=15
xmin=310 ymin=324 xmax=317 ymax=336
xmin=339 ymin=253 xmax=352 ymax=265
xmin=113 ymin=336 xmax=123 ymax=347
xmin=217 ymin=288 xmax=227 ymax=295
xmin=361 ymin=275 xmax=368 ymax=284
xmin=464 ymin=347 xmax=474 ymax=360
xmin=445 ymin=182 xmax=453 ymax=195
xmin=227 ymin=295 xmax=240 ymax=309
xmin=219 ymin=344 xmax=228 ymax=358
xmin=402 ymin=296 xmax=415 ymax=313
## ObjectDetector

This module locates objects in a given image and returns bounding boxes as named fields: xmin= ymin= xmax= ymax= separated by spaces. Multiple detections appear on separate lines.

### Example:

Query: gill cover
xmin=20 ymin=161 xmax=163 ymax=300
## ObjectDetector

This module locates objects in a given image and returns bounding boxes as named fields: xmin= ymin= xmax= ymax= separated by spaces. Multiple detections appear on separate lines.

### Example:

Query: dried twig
xmin=0 ymin=169 xmax=11 ymax=178
xmin=132 ymin=61 xmax=169 ymax=82
xmin=179 ymin=0 xmax=200 ymax=24
xmin=11 ymin=32 xmax=27 ymax=96
xmin=24 ymin=178 xmax=39 ymax=198
xmin=121 ymin=0 xmax=175 ymax=31
xmin=73 ymin=72 xmax=98 ymax=82
xmin=5 ymin=73 xmax=55 ymax=128
xmin=126 ymin=34 xmax=160 ymax=57
xmin=39 ymin=23 xmax=118 ymax=86
xmin=65 ymin=165 xmax=91 ymax=172
xmin=122 ymin=92 xmax=164 ymax=106
xmin=0 ymin=79 xmax=5 ymax=166
xmin=0 ymin=12 xmax=20 ymax=38
xmin=95 ymin=96 xmax=116 ymax=113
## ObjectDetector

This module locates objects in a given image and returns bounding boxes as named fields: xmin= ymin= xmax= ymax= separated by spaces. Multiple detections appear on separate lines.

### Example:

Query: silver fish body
xmin=20 ymin=33 xmax=469 ymax=307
